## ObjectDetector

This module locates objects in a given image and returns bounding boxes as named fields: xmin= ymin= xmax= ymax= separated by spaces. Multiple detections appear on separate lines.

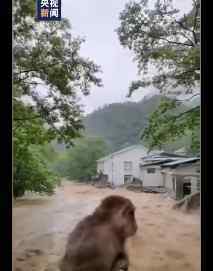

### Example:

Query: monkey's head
xmin=95 ymin=195 xmax=138 ymax=238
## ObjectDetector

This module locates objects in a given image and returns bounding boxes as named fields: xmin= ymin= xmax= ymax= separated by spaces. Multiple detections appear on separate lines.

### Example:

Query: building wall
xmin=164 ymin=171 xmax=174 ymax=191
xmin=163 ymin=162 xmax=200 ymax=198
xmin=140 ymin=166 xmax=164 ymax=187
xmin=173 ymin=164 xmax=200 ymax=194
xmin=97 ymin=146 xmax=147 ymax=186
xmin=113 ymin=147 xmax=147 ymax=185
xmin=190 ymin=177 xmax=199 ymax=193
xmin=97 ymin=158 xmax=113 ymax=182
xmin=97 ymin=161 xmax=104 ymax=173
xmin=162 ymin=171 xmax=176 ymax=198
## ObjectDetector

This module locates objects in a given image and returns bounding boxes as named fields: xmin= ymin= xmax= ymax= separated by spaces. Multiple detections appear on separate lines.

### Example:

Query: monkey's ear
xmin=121 ymin=205 xmax=130 ymax=216
xmin=122 ymin=205 xmax=134 ymax=217
xmin=94 ymin=205 xmax=108 ymax=218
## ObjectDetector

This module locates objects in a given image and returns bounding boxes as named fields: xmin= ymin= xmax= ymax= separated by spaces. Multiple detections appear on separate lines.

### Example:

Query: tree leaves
xmin=117 ymin=0 xmax=200 ymax=153
xmin=13 ymin=0 xmax=103 ymax=195
xmin=53 ymin=137 xmax=108 ymax=180
xmin=141 ymin=98 xmax=200 ymax=153
xmin=116 ymin=0 xmax=200 ymax=94
xmin=13 ymin=0 xmax=102 ymax=145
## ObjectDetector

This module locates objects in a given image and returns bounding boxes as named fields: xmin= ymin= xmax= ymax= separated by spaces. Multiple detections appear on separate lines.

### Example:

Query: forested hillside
xmin=83 ymin=95 xmax=193 ymax=153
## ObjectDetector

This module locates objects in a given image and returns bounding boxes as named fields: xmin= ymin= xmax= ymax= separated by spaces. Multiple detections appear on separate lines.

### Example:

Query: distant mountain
xmin=51 ymin=94 xmax=196 ymax=154
xmin=83 ymin=95 xmax=190 ymax=152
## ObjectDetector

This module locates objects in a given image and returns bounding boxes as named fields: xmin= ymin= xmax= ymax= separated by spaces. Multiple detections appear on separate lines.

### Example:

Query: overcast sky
xmin=62 ymin=0 xmax=193 ymax=114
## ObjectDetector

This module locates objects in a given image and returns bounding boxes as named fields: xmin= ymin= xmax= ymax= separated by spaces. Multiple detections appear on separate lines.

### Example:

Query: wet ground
xmin=13 ymin=181 xmax=200 ymax=271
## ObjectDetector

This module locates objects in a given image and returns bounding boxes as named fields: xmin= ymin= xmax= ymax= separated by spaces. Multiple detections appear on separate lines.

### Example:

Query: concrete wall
xmin=140 ymin=166 xmax=164 ymax=187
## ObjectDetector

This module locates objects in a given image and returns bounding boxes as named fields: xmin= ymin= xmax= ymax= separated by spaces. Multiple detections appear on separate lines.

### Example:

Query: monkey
xmin=111 ymin=251 xmax=129 ymax=271
xmin=59 ymin=195 xmax=137 ymax=271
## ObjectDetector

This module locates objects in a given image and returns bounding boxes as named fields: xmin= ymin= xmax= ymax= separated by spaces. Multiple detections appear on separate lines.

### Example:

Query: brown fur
xmin=59 ymin=195 xmax=137 ymax=271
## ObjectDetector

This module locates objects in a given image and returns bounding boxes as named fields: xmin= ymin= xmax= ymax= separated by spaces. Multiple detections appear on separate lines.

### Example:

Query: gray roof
xmin=140 ymin=159 xmax=176 ymax=167
xmin=161 ymin=157 xmax=200 ymax=168
xmin=142 ymin=152 xmax=188 ymax=160
xmin=140 ymin=151 xmax=188 ymax=167
xmin=97 ymin=144 xmax=147 ymax=162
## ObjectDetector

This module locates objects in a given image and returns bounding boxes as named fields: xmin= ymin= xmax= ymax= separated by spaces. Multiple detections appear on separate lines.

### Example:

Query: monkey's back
xmin=59 ymin=215 xmax=118 ymax=271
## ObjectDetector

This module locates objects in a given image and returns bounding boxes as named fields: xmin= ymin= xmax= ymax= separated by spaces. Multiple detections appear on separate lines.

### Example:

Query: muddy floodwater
xmin=13 ymin=181 xmax=200 ymax=271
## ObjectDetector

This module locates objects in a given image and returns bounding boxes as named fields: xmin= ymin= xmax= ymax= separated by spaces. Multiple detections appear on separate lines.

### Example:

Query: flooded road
xmin=13 ymin=181 xmax=200 ymax=271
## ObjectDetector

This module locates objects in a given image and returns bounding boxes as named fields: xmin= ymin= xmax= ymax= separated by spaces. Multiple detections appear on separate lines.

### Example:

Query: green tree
xmin=54 ymin=137 xmax=108 ymax=181
xmin=13 ymin=105 xmax=58 ymax=197
xmin=13 ymin=0 xmax=102 ymax=196
xmin=116 ymin=0 xmax=200 ymax=152
xmin=141 ymin=97 xmax=200 ymax=154
xmin=14 ymin=0 xmax=102 ymax=144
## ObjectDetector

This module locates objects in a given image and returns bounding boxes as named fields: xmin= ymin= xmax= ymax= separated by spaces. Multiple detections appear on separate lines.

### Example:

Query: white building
xmin=139 ymin=152 xmax=187 ymax=187
xmin=161 ymin=158 xmax=200 ymax=200
xmin=97 ymin=147 xmax=200 ymax=199
xmin=97 ymin=144 xmax=148 ymax=186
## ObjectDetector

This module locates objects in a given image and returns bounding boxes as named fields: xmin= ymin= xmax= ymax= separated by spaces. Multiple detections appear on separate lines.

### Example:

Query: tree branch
xmin=175 ymin=93 xmax=200 ymax=102
xmin=174 ymin=68 xmax=200 ymax=79
xmin=157 ymin=36 xmax=194 ymax=47
xmin=171 ymin=105 xmax=200 ymax=120
xmin=14 ymin=115 xmax=41 ymax=121
xmin=175 ymin=19 xmax=193 ymax=34
xmin=192 ymin=2 xmax=199 ymax=44
xmin=14 ymin=69 xmax=39 ymax=75
xmin=179 ymin=31 xmax=195 ymax=47
xmin=14 ymin=61 xmax=64 ymax=76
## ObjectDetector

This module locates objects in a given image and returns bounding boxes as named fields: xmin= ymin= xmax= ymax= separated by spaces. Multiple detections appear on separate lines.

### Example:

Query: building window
xmin=147 ymin=168 xmax=156 ymax=174
xmin=183 ymin=181 xmax=191 ymax=196
xmin=124 ymin=161 xmax=133 ymax=171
